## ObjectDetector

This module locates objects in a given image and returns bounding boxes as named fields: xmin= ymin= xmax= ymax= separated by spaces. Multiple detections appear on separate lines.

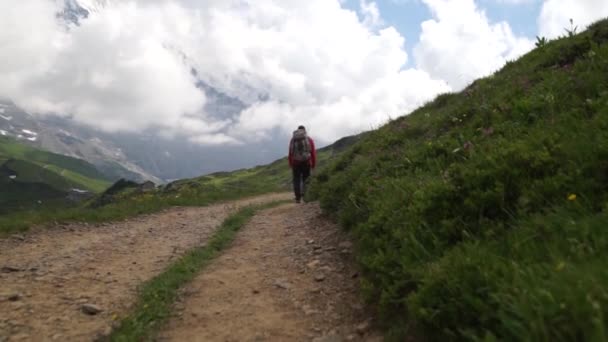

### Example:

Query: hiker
xmin=288 ymin=125 xmax=317 ymax=203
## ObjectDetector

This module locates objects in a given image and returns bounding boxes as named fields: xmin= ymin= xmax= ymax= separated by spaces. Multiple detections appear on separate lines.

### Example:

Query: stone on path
xmin=81 ymin=304 xmax=103 ymax=315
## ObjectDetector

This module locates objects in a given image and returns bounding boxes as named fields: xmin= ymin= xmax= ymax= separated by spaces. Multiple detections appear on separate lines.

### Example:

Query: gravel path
xmin=159 ymin=203 xmax=381 ymax=342
xmin=0 ymin=193 xmax=290 ymax=341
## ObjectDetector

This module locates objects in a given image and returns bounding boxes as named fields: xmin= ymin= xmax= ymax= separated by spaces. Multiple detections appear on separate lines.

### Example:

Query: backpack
xmin=291 ymin=129 xmax=311 ymax=163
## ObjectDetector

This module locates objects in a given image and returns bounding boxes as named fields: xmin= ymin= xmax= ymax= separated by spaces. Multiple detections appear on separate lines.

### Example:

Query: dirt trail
xmin=0 ymin=193 xmax=290 ymax=341
xmin=159 ymin=203 xmax=381 ymax=342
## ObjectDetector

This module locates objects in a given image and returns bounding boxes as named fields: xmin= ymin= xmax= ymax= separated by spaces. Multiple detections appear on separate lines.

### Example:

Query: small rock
xmin=8 ymin=293 xmax=22 ymax=302
xmin=273 ymin=279 xmax=290 ymax=290
xmin=355 ymin=321 xmax=370 ymax=335
xmin=307 ymin=239 xmax=315 ymax=245
xmin=310 ymin=287 xmax=322 ymax=294
xmin=313 ymin=245 xmax=322 ymax=251
xmin=11 ymin=234 xmax=25 ymax=241
xmin=1 ymin=266 xmax=22 ymax=273
xmin=51 ymin=334 xmax=63 ymax=341
xmin=81 ymin=304 xmax=103 ymax=315
xmin=325 ymin=247 xmax=337 ymax=252
xmin=314 ymin=274 xmax=326 ymax=282
xmin=307 ymin=260 xmax=321 ymax=269
xmin=345 ymin=334 xmax=357 ymax=341
xmin=339 ymin=241 xmax=353 ymax=249
xmin=319 ymin=266 xmax=333 ymax=273
xmin=303 ymin=307 xmax=318 ymax=316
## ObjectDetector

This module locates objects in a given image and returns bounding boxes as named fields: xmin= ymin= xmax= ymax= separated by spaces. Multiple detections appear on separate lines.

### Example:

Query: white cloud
xmin=1 ymin=0 xmax=207 ymax=135
xmin=539 ymin=0 xmax=608 ymax=39
xmin=0 ymin=0 xmax=450 ymax=145
xmin=413 ymin=0 xmax=534 ymax=90
xmin=493 ymin=0 xmax=537 ymax=4
xmin=360 ymin=0 xmax=384 ymax=28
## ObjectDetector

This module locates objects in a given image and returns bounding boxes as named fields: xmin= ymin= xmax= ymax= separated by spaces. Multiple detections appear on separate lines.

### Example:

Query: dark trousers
xmin=292 ymin=163 xmax=311 ymax=200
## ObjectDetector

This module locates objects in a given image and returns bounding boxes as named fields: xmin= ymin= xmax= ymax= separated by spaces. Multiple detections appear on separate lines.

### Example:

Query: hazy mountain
xmin=0 ymin=102 xmax=161 ymax=183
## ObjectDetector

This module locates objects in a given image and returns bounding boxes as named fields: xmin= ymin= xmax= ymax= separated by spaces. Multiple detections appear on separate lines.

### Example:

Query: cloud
xmin=493 ymin=0 xmax=537 ymax=4
xmin=413 ymin=0 xmax=534 ymax=90
xmin=1 ymin=0 xmax=208 ymax=136
xmin=539 ymin=0 xmax=608 ymax=39
xmin=0 ymin=0 xmax=451 ymax=145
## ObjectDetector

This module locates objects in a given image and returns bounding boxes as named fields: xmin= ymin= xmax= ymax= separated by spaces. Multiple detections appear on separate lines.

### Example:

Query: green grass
xmin=108 ymin=200 xmax=289 ymax=342
xmin=0 ymin=136 xmax=112 ymax=214
xmin=0 ymin=136 xmax=110 ymax=182
xmin=310 ymin=19 xmax=608 ymax=341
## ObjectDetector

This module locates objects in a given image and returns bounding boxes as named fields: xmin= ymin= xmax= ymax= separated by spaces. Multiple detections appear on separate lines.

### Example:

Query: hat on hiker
xmin=298 ymin=125 xmax=306 ymax=130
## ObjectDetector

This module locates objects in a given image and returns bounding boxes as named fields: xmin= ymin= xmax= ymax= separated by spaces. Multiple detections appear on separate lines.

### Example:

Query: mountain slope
xmin=0 ymin=102 xmax=162 ymax=183
xmin=310 ymin=19 xmax=608 ymax=340
xmin=0 ymin=136 xmax=112 ymax=212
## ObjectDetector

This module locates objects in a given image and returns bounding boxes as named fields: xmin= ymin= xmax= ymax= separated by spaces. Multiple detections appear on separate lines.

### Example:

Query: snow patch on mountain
xmin=21 ymin=129 xmax=38 ymax=136
xmin=0 ymin=114 xmax=12 ymax=121
xmin=73 ymin=0 xmax=110 ymax=13
xmin=0 ymin=130 xmax=7 ymax=136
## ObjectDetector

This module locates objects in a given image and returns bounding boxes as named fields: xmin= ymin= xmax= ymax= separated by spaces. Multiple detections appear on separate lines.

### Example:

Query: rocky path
xmin=159 ymin=203 xmax=381 ymax=342
xmin=0 ymin=193 xmax=290 ymax=341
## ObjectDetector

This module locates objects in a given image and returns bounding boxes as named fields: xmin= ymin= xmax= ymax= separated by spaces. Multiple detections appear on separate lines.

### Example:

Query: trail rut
xmin=0 ymin=193 xmax=289 ymax=341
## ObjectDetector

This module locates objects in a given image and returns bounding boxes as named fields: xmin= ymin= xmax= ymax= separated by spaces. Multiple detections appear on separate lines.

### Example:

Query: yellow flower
xmin=568 ymin=194 xmax=577 ymax=201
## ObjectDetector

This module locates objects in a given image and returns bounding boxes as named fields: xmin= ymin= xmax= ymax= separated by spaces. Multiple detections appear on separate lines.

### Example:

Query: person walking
xmin=288 ymin=125 xmax=317 ymax=203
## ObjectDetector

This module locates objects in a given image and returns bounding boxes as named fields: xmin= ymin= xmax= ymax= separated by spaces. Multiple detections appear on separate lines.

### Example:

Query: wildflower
xmin=556 ymin=261 xmax=566 ymax=271
xmin=568 ymin=194 xmax=577 ymax=201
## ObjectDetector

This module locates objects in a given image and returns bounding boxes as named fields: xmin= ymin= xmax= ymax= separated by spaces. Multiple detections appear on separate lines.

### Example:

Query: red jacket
xmin=288 ymin=137 xmax=317 ymax=169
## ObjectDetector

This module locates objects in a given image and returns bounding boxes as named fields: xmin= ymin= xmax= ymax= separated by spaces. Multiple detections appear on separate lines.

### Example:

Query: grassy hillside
xmin=0 ymin=137 xmax=112 ymax=212
xmin=310 ymin=19 xmax=608 ymax=341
